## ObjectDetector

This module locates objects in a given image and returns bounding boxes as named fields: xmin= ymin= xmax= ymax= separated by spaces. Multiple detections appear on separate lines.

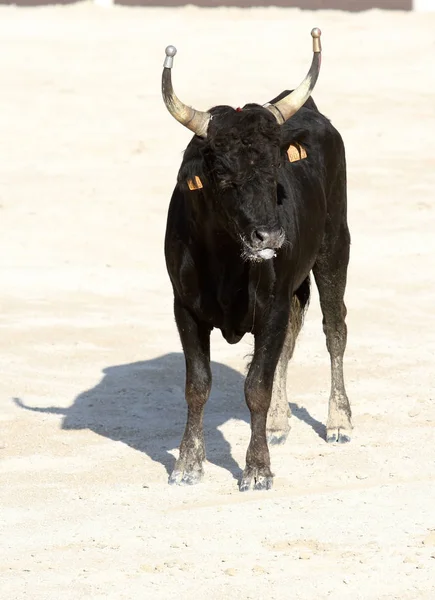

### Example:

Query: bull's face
xmin=179 ymin=106 xmax=286 ymax=262
xmin=162 ymin=30 xmax=322 ymax=261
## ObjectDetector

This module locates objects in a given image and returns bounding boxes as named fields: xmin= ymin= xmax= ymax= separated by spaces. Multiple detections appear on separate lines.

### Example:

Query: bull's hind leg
xmin=313 ymin=224 xmax=352 ymax=443
xmin=267 ymin=279 xmax=309 ymax=445
xmin=169 ymin=301 xmax=212 ymax=485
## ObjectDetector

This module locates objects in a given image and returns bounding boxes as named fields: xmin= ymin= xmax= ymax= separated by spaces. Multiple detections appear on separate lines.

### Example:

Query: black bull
xmin=163 ymin=44 xmax=352 ymax=492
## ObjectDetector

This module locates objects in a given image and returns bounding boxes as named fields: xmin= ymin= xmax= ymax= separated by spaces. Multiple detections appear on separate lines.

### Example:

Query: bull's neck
xmin=195 ymin=219 xmax=245 ymax=269
xmin=187 ymin=206 xmax=268 ymax=341
xmin=194 ymin=219 xmax=256 ymax=342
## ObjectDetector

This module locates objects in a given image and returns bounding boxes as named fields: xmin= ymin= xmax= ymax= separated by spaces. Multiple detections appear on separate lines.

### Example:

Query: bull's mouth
xmin=253 ymin=248 xmax=277 ymax=261
xmin=241 ymin=243 xmax=279 ymax=263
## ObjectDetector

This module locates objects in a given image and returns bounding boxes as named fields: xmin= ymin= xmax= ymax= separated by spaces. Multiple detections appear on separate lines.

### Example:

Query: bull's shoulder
xmin=281 ymin=102 xmax=345 ymax=164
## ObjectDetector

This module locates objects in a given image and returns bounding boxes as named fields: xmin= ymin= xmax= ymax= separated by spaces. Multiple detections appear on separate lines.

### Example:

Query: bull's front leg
xmin=169 ymin=301 xmax=212 ymax=486
xmin=240 ymin=305 xmax=289 ymax=492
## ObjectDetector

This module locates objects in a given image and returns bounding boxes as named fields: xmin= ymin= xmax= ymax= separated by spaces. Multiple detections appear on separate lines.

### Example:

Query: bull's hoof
xmin=168 ymin=465 xmax=203 ymax=486
xmin=267 ymin=429 xmax=289 ymax=446
xmin=326 ymin=428 xmax=351 ymax=444
xmin=239 ymin=467 xmax=273 ymax=492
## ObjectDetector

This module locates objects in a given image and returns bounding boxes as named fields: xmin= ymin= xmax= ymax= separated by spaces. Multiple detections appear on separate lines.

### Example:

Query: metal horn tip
xmin=164 ymin=45 xmax=177 ymax=68
xmin=311 ymin=28 xmax=322 ymax=53
xmin=165 ymin=45 xmax=177 ymax=58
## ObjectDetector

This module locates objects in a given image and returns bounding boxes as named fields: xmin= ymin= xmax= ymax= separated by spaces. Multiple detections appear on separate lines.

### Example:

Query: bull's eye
xmin=277 ymin=182 xmax=286 ymax=206
xmin=219 ymin=180 xmax=236 ymax=191
xmin=213 ymin=139 xmax=226 ymax=151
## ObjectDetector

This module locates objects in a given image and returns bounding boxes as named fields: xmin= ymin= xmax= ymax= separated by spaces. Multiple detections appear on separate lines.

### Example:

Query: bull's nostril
xmin=253 ymin=229 xmax=270 ymax=244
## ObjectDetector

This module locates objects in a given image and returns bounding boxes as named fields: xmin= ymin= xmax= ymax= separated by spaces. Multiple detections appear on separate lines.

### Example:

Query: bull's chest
xmin=196 ymin=259 xmax=260 ymax=344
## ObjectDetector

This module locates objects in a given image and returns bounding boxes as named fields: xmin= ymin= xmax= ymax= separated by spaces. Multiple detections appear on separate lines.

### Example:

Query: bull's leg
xmin=266 ymin=294 xmax=304 ymax=445
xmin=240 ymin=305 xmax=289 ymax=492
xmin=169 ymin=301 xmax=212 ymax=486
xmin=313 ymin=225 xmax=352 ymax=443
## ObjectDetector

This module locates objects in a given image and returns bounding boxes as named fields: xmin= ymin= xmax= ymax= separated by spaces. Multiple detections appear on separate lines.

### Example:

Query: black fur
xmin=164 ymin=92 xmax=352 ymax=491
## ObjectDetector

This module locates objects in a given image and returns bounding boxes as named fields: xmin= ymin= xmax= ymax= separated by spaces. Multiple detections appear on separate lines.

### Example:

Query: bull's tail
xmin=13 ymin=397 xmax=66 ymax=416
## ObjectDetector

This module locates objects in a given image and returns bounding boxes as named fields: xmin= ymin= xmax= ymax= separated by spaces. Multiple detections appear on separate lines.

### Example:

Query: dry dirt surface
xmin=1 ymin=3 xmax=435 ymax=599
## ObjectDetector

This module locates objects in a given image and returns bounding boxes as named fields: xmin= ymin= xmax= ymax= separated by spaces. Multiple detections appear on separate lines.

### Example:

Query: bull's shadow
xmin=15 ymin=353 xmax=252 ymax=480
xmin=14 ymin=352 xmax=327 ymax=480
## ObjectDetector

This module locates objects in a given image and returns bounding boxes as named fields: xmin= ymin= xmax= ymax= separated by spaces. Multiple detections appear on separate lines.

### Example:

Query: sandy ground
xmin=1 ymin=3 xmax=435 ymax=599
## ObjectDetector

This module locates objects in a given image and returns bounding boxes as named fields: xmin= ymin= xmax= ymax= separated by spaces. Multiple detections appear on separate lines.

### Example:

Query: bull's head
xmin=161 ymin=29 xmax=322 ymax=262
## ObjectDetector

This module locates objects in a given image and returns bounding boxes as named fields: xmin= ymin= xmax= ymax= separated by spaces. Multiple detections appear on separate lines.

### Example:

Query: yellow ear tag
xmin=187 ymin=176 xmax=203 ymax=191
xmin=287 ymin=144 xmax=307 ymax=162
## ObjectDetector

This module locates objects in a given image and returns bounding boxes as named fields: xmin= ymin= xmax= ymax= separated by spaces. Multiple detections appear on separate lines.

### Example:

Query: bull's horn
xmin=265 ymin=28 xmax=322 ymax=124
xmin=162 ymin=45 xmax=211 ymax=138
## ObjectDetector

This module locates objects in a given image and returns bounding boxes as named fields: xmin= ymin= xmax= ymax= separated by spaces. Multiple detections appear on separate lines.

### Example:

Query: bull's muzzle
xmin=244 ymin=227 xmax=285 ymax=261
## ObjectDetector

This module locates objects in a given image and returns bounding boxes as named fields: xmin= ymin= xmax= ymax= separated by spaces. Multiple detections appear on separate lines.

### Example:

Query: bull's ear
xmin=286 ymin=142 xmax=308 ymax=163
xmin=187 ymin=176 xmax=203 ymax=191
xmin=177 ymin=154 xmax=206 ymax=193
